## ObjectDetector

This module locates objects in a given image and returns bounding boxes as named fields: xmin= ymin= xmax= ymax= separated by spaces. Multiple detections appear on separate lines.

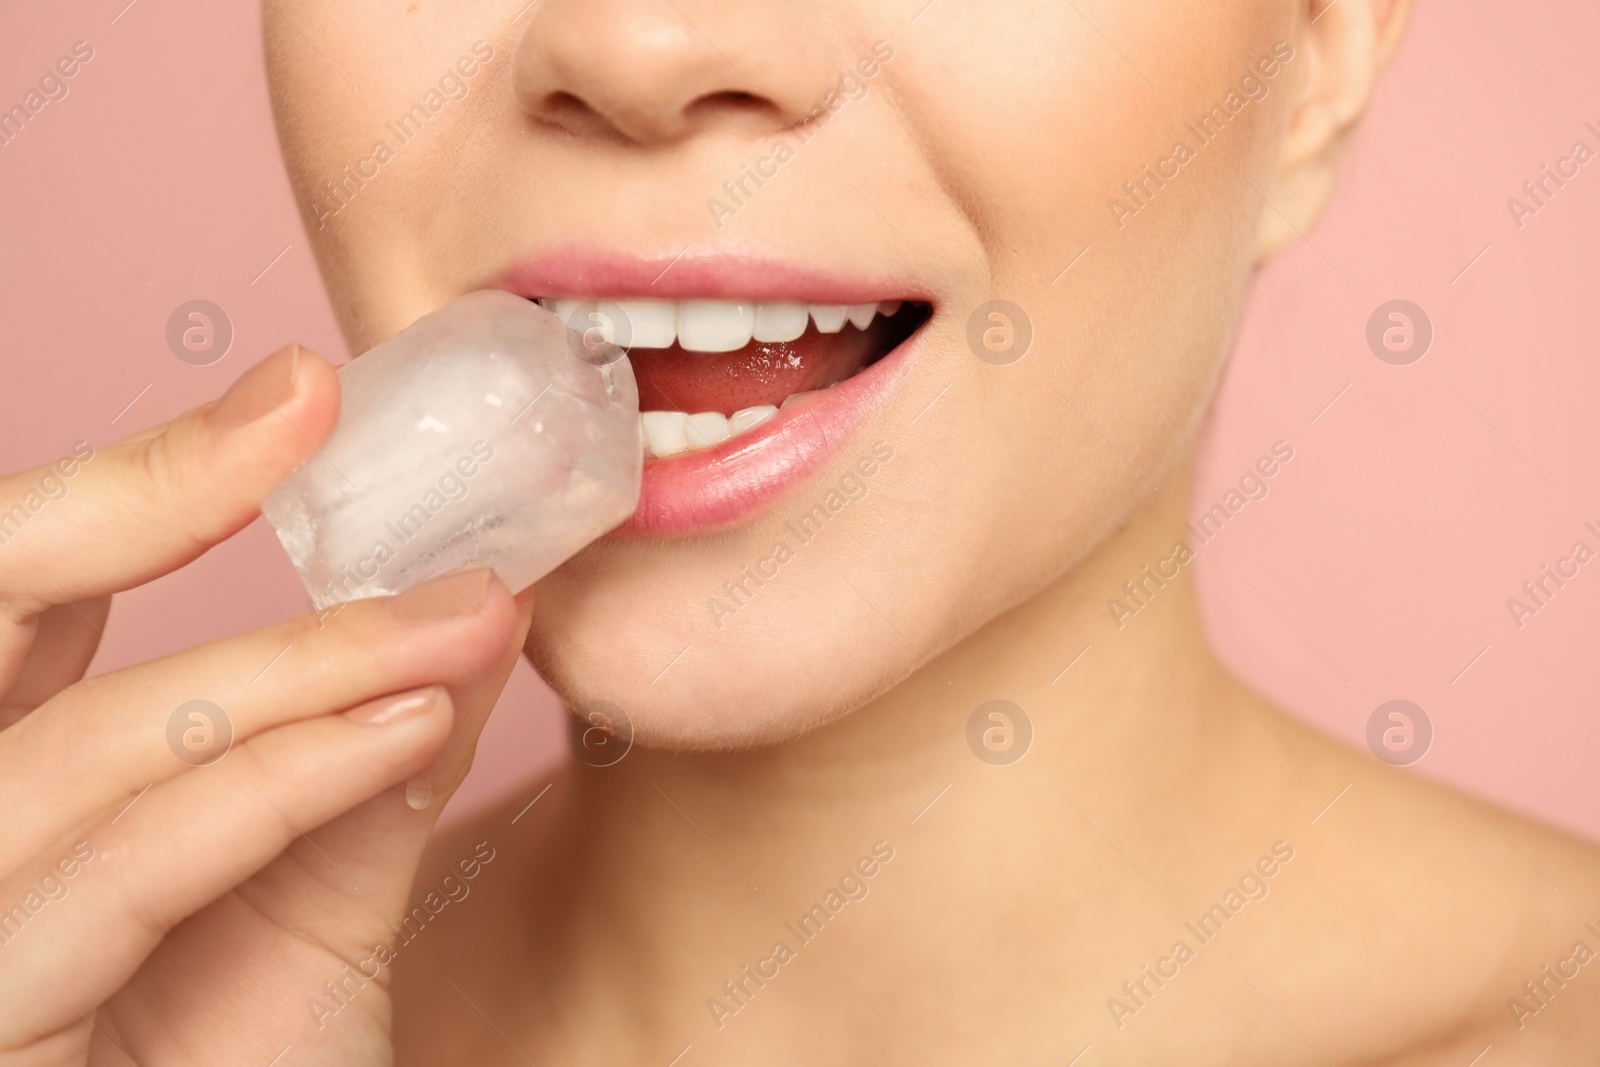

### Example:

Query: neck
xmin=543 ymin=469 xmax=1271 ymax=1046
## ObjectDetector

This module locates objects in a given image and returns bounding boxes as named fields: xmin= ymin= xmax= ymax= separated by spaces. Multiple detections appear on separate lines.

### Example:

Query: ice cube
xmin=262 ymin=289 xmax=642 ymax=609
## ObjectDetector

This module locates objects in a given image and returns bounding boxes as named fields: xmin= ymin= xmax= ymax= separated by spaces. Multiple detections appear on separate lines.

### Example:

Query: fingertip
xmin=465 ymin=566 xmax=519 ymax=629
xmin=344 ymin=684 xmax=453 ymax=726
xmin=277 ymin=343 xmax=342 ymax=446
xmin=464 ymin=570 xmax=523 ymax=664
xmin=490 ymin=570 xmax=527 ymax=625
xmin=205 ymin=342 xmax=341 ymax=449
xmin=512 ymin=585 xmax=537 ymax=647
xmin=379 ymin=568 xmax=518 ymax=677
xmin=427 ymin=571 xmax=525 ymax=698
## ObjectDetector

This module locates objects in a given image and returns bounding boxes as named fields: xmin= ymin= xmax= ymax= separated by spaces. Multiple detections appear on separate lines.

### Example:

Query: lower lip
xmin=613 ymin=331 xmax=920 ymax=538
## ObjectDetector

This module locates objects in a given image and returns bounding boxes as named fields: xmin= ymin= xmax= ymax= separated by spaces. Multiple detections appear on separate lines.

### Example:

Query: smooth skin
xmin=5 ymin=0 xmax=1596 ymax=1065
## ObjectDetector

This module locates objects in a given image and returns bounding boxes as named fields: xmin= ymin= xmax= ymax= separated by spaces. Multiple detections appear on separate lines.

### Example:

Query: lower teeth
xmin=640 ymin=403 xmax=780 ymax=458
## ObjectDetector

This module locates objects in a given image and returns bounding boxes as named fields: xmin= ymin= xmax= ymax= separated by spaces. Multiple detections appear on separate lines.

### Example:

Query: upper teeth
xmin=535 ymin=298 xmax=902 ymax=353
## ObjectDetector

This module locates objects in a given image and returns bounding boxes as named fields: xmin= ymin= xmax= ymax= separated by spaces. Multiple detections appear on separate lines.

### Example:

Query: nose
xmin=512 ymin=0 xmax=836 ymax=144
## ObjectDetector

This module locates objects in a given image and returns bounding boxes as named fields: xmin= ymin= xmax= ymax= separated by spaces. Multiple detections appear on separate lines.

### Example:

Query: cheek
xmin=864 ymin=11 xmax=1282 ymax=567
xmin=264 ymin=10 xmax=493 ymax=344
xmin=890 ymin=6 xmax=1284 ymax=419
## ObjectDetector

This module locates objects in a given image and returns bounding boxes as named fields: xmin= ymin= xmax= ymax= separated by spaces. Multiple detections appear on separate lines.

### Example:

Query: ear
xmin=1255 ymin=0 xmax=1415 ymax=260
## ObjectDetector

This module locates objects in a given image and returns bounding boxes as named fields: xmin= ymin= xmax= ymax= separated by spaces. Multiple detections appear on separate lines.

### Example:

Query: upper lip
xmin=497 ymin=244 xmax=938 ymax=305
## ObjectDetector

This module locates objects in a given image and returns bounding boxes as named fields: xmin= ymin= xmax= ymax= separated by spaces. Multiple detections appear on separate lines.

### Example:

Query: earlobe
xmin=1254 ymin=0 xmax=1416 ymax=261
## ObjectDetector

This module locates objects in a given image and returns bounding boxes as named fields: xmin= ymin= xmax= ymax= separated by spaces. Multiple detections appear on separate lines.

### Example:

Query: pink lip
xmin=495 ymin=248 xmax=933 ymax=538
xmin=620 ymin=341 xmax=915 ymax=536
xmin=498 ymin=246 xmax=935 ymax=304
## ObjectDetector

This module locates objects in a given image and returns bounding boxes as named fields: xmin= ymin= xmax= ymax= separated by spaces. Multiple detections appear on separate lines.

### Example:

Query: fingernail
xmin=388 ymin=568 xmax=494 ymax=624
xmin=345 ymin=687 xmax=442 ymax=725
xmin=207 ymin=343 xmax=301 ymax=431
xmin=405 ymin=777 xmax=433 ymax=810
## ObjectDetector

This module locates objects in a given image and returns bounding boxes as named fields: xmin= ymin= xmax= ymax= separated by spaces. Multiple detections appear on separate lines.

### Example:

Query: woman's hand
xmin=0 ymin=344 xmax=534 ymax=1066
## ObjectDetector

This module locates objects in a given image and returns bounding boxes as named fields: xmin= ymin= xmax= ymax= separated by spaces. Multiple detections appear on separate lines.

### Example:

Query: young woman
xmin=4 ymin=0 xmax=1597 ymax=1063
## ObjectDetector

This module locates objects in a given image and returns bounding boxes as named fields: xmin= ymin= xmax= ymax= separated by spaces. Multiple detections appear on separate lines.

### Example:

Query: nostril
xmin=527 ymin=87 xmax=776 ymax=142
xmin=682 ymin=89 xmax=783 ymax=129
xmin=532 ymin=90 xmax=605 ymax=135
xmin=547 ymin=90 xmax=586 ymax=112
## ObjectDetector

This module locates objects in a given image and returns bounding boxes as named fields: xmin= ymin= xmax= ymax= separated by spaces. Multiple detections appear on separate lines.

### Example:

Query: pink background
xmin=3 ymin=3 xmax=1596 ymax=837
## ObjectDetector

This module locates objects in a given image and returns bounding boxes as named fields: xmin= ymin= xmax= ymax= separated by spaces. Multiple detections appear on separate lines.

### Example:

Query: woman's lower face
xmin=264 ymin=0 xmax=1291 ymax=748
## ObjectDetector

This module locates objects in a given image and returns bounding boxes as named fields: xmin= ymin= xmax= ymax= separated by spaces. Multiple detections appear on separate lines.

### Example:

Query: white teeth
xmin=729 ymin=405 xmax=777 ymax=433
xmin=809 ymin=304 xmax=848 ymax=333
xmin=641 ymin=411 xmax=690 ymax=458
xmin=637 ymin=403 xmax=783 ymax=457
xmin=686 ymin=411 xmax=731 ymax=448
xmin=752 ymin=301 xmax=809 ymax=343
xmin=553 ymin=301 xmax=628 ymax=344
xmin=612 ymin=299 xmax=677 ymax=348
xmin=677 ymin=300 xmax=754 ymax=352
xmin=536 ymin=296 xmax=899 ymax=349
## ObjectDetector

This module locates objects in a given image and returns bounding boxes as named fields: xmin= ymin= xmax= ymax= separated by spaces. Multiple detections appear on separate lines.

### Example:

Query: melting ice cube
xmin=263 ymin=290 xmax=642 ymax=609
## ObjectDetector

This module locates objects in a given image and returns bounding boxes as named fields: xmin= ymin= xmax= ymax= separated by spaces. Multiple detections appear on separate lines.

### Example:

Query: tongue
xmin=629 ymin=327 xmax=878 ymax=413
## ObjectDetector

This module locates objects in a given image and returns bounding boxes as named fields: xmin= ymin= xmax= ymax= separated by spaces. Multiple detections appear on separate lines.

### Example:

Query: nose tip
xmin=511 ymin=0 xmax=834 ymax=144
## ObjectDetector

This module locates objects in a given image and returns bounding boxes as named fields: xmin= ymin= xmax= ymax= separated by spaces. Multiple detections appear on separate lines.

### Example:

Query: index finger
xmin=0 ymin=343 xmax=339 ymax=615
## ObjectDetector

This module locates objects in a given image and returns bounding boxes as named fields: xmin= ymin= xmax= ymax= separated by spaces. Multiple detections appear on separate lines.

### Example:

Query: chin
xmin=523 ymin=542 xmax=914 ymax=752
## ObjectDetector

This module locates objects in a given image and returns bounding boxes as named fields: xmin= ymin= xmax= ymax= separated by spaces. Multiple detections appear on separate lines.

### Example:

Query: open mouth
xmin=500 ymin=250 xmax=936 ymax=536
xmin=532 ymin=297 xmax=931 ymax=458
